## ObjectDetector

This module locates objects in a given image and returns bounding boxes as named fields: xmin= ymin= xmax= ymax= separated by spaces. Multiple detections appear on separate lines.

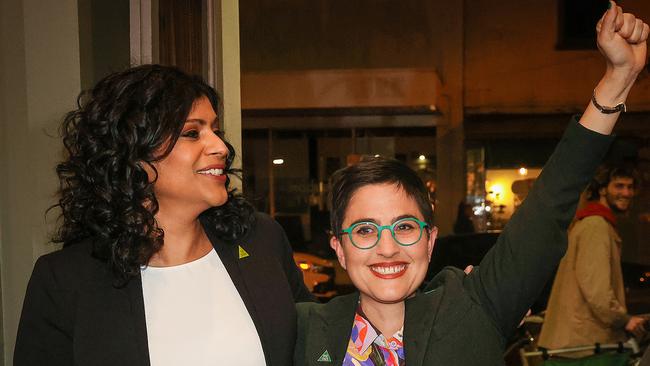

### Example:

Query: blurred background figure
xmin=539 ymin=164 xmax=646 ymax=356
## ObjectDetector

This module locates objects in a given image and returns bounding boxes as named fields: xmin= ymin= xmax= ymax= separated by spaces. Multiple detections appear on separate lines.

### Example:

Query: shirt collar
xmin=350 ymin=306 xmax=404 ymax=355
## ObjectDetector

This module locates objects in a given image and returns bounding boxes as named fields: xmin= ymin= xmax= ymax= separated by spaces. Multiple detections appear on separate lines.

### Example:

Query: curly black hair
xmin=53 ymin=64 xmax=255 ymax=283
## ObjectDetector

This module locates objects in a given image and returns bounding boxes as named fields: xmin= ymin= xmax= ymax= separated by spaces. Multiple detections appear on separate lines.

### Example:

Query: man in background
xmin=539 ymin=164 xmax=646 ymax=352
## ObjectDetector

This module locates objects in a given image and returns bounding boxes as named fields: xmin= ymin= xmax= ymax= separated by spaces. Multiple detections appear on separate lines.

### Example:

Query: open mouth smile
xmin=197 ymin=168 xmax=224 ymax=176
xmin=196 ymin=165 xmax=227 ymax=182
xmin=369 ymin=262 xmax=408 ymax=279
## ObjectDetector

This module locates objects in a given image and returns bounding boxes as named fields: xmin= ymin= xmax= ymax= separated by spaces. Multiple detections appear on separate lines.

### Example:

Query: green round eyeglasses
xmin=339 ymin=217 xmax=430 ymax=250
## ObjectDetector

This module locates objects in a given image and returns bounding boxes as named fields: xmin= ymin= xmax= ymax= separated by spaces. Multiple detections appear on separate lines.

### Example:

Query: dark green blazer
xmin=295 ymin=118 xmax=614 ymax=366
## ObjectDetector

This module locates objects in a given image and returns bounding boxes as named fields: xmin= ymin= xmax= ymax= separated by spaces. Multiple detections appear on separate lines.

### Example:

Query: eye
xmin=394 ymin=221 xmax=416 ymax=233
xmin=181 ymin=129 xmax=199 ymax=138
xmin=353 ymin=224 xmax=377 ymax=237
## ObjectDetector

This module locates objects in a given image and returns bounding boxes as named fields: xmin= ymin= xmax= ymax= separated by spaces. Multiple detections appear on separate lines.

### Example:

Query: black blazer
xmin=15 ymin=212 xmax=313 ymax=366
xmin=294 ymin=119 xmax=615 ymax=365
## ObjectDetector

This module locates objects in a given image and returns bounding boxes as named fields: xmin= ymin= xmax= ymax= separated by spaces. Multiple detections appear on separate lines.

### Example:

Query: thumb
xmin=601 ymin=1 xmax=618 ymax=36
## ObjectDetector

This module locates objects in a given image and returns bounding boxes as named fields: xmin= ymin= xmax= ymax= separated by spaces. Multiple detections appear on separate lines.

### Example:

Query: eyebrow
xmin=184 ymin=118 xmax=219 ymax=128
xmin=349 ymin=214 xmax=419 ymax=226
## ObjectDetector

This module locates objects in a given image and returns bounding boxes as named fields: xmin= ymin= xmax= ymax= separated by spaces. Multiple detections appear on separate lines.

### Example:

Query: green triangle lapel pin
xmin=238 ymin=245 xmax=250 ymax=259
xmin=317 ymin=350 xmax=332 ymax=363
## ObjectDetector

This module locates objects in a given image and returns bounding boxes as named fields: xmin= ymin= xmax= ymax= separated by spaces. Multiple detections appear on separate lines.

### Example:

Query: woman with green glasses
xmin=294 ymin=4 xmax=648 ymax=365
xmin=340 ymin=217 xmax=431 ymax=251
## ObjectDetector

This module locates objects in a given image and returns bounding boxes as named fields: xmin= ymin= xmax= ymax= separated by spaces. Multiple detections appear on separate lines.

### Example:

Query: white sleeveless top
xmin=141 ymin=249 xmax=266 ymax=366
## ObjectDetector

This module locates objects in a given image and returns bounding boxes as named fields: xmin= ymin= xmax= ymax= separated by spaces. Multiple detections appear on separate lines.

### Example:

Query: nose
xmin=374 ymin=228 xmax=400 ymax=258
xmin=617 ymin=184 xmax=635 ymax=198
xmin=205 ymin=131 xmax=228 ymax=160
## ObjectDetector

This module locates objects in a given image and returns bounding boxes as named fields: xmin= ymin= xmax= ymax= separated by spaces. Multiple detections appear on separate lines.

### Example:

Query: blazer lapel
xmin=203 ymin=221 xmax=273 ymax=360
xmin=125 ymin=274 xmax=151 ymax=366
xmin=308 ymin=293 xmax=358 ymax=365
xmin=207 ymin=227 xmax=260 ymax=321
xmin=209 ymin=232 xmax=254 ymax=306
xmin=403 ymin=287 xmax=444 ymax=366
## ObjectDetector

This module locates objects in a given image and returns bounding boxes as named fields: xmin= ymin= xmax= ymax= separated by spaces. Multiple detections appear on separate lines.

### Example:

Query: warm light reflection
xmin=273 ymin=158 xmax=284 ymax=165
xmin=489 ymin=184 xmax=504 ymax=201
xmin=519 ymin=167 xmax=528 ymax=176
xmin=298 ymin=263 xmax=311 ymax=270
xmin=486 ymin=168 xmax=542 ymax=219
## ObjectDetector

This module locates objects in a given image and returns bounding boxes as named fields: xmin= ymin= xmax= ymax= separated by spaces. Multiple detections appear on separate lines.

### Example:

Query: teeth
xmin=370 ymin=265 xmax=406 ymax=275
xmin=197 ymin=168 xmax=224 ymax=176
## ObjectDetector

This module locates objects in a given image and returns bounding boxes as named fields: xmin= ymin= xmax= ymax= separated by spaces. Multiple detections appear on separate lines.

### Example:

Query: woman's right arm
xmin=14 ymin=256 xmax=73 ymax=366
xmin=464 ymin=2 xmax=647 ymax=340
xmin=579 ymin=1 xmax=649 ymax=135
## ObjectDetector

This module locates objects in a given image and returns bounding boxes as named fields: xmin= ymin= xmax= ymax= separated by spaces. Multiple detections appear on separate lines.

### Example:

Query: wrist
xmin=595 ymin=72 xmax=636 ymax=106
xmin=592 ymin=90 xmax=626 ymax=114
xmin=600 ymin=68 xmax=639 ymax=95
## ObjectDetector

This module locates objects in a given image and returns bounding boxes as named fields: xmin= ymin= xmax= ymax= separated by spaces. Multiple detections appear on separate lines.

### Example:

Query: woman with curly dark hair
xmin=14 ymin=64 xmax=313 ymax=366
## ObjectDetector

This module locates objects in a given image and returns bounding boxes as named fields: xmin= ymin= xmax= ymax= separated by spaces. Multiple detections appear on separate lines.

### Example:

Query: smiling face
xmin=330 ymin=183 xmax=436 ymax=307
xmin=600 ymin=176 xmax=635 ymax=213
xmin=151 ymin=96 xmax=229 ymax=215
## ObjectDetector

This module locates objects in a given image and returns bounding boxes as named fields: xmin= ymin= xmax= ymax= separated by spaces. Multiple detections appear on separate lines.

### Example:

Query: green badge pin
xmin=317 ymin=350 xmax=332 ymax=362
xmin=238 ymin=245 xmax=250 ymax=259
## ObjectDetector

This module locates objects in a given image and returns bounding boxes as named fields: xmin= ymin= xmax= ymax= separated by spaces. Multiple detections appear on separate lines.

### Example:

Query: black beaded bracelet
xmin=592 ymin=90 xmax=626 ymax=114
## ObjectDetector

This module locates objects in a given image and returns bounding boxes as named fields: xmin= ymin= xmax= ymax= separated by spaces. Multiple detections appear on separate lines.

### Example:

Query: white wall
xmin=0 ymin=0 xmax=81 ymax=363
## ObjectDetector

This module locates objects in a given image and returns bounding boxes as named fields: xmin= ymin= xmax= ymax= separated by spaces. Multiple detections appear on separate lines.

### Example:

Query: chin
xmin=370 ymin=288 xmax=413 ymax=304
xmin=207 ymin=191 xmax=229 ymax=207
xmin=210 ymin=197 xmax=229 ymax=207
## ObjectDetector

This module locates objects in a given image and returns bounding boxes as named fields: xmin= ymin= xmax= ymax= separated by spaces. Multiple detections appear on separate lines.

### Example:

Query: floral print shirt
xmin=342 ymin=307 xmax=405 ymax=366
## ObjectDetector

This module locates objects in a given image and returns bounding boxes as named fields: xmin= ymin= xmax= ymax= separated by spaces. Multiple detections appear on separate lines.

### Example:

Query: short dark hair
xmin=586 ymin=164 xmax=637 ymax=201
xmin=328 ymin=157 xmax=433 ymax=237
